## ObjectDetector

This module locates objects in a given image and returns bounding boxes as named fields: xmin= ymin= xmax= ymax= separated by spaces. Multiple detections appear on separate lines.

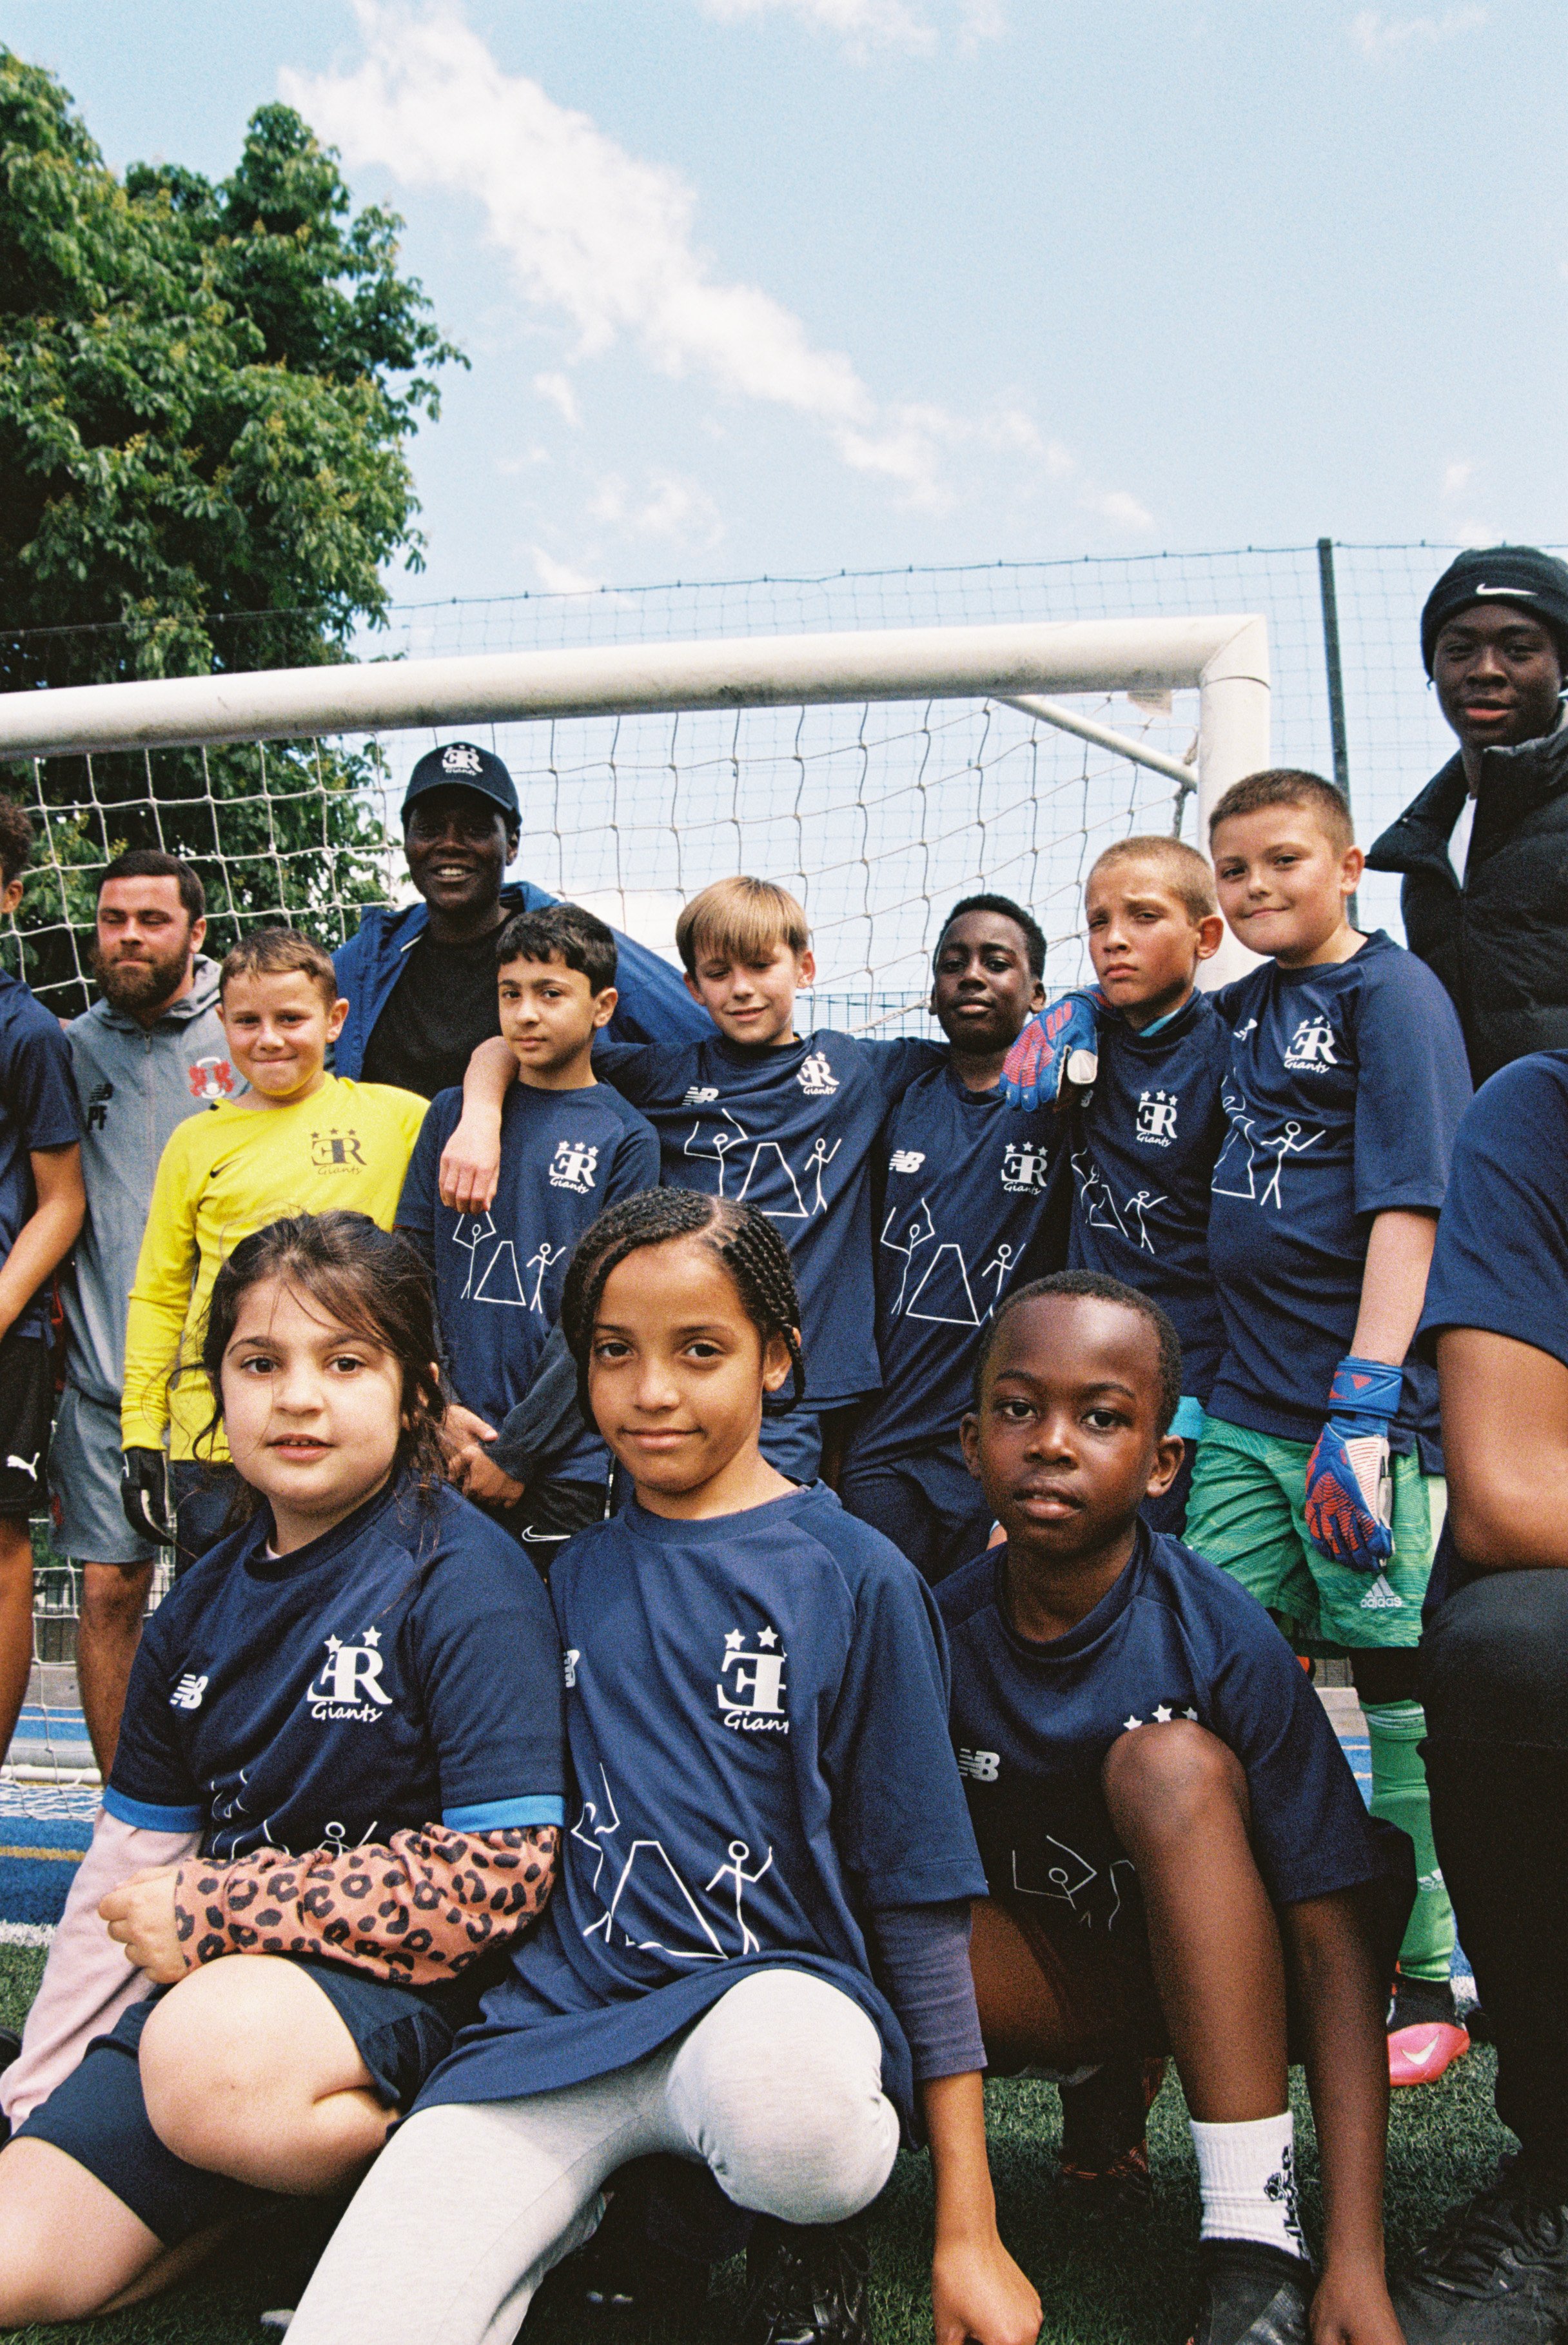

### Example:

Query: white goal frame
xmin=0 ymin=613 xmax=1269 ymax=984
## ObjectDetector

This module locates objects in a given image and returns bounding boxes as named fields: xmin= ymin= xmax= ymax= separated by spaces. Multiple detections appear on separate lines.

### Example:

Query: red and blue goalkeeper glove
xmin=1303 ymin=1356 xmax=1402 ymax=1568
xmin=999 ymin=989 xmax=1105 ymax=1113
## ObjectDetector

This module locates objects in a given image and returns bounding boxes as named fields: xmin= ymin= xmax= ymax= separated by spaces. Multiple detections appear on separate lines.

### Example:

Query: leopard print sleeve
xmin=170 ymin=1823 xmax=560 ymax=1986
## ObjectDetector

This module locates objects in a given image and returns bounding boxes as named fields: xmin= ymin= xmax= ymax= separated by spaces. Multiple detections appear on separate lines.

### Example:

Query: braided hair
xmin=559 ymin=1189 xmax=806 ymax=1424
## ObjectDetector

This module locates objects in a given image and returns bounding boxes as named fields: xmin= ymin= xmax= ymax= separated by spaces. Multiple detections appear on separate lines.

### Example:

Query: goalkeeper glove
xmin=1303 ymin=1356 xmax=1401 ymax=1569
xmin=999 ymin=989 xmax=1105 ymax=1113
xmin=121 ymin=1447 xmax=174 ymax=1548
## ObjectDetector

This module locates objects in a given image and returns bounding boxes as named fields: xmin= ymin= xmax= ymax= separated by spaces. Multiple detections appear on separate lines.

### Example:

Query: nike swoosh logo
xmin=1398 ymin=2033 xmax=1441 ymax=2067
xmin=1472 ymin=584 xmax=1537 ymax=598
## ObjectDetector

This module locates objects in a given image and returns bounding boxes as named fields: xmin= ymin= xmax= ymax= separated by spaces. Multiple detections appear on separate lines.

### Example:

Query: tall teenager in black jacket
xmin=1366 ymin=546 xmax=1568 ymax=1086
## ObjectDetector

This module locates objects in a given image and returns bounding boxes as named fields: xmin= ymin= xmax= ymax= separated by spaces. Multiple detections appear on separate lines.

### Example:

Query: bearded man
xmin=50 ymin=850 xmax=239 ymax=1774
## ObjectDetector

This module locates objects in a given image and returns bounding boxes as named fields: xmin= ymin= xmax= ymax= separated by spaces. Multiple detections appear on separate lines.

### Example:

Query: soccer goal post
xmin=0 ymin=611 xmax=1270 ymax=1020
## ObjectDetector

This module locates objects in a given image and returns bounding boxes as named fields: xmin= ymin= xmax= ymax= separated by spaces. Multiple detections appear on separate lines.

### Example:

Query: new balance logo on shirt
xmin=170 ymin=1672 xmax=209 ymax=1712
xmin=956 ymin=1746 xmax=1000 ymax=1783
xmin=682 ymin=1085 xmax=720 ymax=1105
xmin=549 ymin=1140 xmax=600 ymax=1194
xmin=1283 ymin=1017 xmax=1339 ymax=1071
xmin=888 ymin=1149 xmax=926 ymax=1174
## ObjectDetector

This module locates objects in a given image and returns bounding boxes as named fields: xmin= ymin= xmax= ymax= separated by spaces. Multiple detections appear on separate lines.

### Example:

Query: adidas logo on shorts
xmin=1358 ymin=1571 xmax=1404 ymax=1611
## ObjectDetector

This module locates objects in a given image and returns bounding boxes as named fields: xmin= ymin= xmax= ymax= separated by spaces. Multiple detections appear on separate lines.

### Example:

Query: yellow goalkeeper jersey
xmin=121 ymin=1074 xmax=428 ymax=1459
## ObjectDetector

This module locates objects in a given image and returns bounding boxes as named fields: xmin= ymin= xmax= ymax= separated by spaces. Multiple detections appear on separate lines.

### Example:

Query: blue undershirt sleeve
xmin=868 ymin=1898 xmax=986 ymax=2083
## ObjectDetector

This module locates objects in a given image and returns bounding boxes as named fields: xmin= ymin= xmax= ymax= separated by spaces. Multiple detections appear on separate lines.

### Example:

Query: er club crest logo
xmin=1135 ymin=1089 xmax=1178 ymax=1145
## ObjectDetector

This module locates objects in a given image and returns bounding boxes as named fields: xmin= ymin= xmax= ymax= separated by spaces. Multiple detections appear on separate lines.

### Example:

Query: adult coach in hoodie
xmin=335 ymin=740 xmax=707 ymax=1098
xmin=50 ymin=851 xmax=237 ymax=1777
xmin=1366 ymin=545 xmax=1568 ymax=1085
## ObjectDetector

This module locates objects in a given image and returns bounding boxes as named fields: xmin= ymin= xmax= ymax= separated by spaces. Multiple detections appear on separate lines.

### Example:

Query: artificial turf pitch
xmin=0 ymin=1945 xmax=1507 ymax=2345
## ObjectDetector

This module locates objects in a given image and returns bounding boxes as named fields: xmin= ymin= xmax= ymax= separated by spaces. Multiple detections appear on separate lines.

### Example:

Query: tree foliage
xmin=0 ymin=50 xmax=461 ymax=1005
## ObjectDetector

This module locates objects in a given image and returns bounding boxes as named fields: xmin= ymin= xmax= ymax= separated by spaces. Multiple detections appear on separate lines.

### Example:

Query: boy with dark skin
xmin=1367 ymin=545 xmax=1568 ymax=1085
xmin=839 ymin=895 xmax=1054 ymax=1580
xmin=943 ymin=1274 xmax=1411 ymax=2345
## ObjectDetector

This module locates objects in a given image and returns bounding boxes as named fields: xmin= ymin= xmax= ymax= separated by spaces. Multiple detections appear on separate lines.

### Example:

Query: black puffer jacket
xmin=1365 ymin=721 xmax=1568 ymax=1086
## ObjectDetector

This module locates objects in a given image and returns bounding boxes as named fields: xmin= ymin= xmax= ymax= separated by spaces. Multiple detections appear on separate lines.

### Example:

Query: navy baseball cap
xmin=401 ymin=742 xmax=520 ymax=824
xmin=1421 ymin=546 xmax=1568 ymax=675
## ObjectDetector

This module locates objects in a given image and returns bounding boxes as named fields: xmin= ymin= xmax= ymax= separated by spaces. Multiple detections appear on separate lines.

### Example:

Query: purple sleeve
xmin=867 ymin=1897 xmax=986 ymax=2083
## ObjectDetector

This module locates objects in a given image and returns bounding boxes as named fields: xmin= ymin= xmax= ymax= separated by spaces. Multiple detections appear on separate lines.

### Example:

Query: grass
xmin=0 ymin=1936 xmax=1509 ymax=2345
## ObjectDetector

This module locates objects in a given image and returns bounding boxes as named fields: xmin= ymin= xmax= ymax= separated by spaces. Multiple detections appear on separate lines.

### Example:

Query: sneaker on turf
xmin=740 ymin=2215 xmax=873 ymax=2345
xmin=1387 ymin=1974 xmax=1470 ymax=2088
xmin=1058 ymin=2053 xmax=1164 ymax=2218
xmin=1188 ymin=2240 xmax=1311 ymax=2345
xmin=554 ymin=2175 xmax=711 ymax=2320
xmin=1392 ymin=2155 xmax=1568 ymax=2345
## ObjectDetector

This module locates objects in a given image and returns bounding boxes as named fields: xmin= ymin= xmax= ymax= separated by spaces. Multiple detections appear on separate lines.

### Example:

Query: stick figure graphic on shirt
xmin=906 ymin=1243 xmax=984 ymax=1327
xmin=1211 ymin=1093 xmax=1261 ymax=1200
xmin=525 ymin=1240 xmax=565 ymax=1312
xmin=1257 ymin=1120 xmax=1322 ymax=1210
xmin=455 ymin=1212 xmax=496 ymax=1298
xmin=983 ymin=1243 xmax=1016 ymax=1310
xmin=686 ymin=1110 xmax=832 ymax=1221
xmin=1126 ymin=1188 xmax=1167 ymax=1253
xmin=880 ymin=1197 xmax=937 ymax=1314
xmin=1070 ymin=1147 xmax=1130 ymax=1242
xmin=1011 ymin=1833 xmax=1097 ymax=1911
xmin=455 ymin=1213 xmax=529 ymax=1307
xmin=705 ymin=1839 xmax=774 ymax=1956
xmin=573 ymin=1765 xmax=726 ymax=1961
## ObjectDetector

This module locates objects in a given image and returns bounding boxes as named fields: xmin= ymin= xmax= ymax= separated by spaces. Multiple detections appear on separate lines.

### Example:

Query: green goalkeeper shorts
xmin=1183 ymin=1416 xmax=1444 ymax=1652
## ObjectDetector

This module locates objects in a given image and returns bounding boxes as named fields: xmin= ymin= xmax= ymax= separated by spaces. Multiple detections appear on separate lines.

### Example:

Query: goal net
xmin=0 ymin=608 xmax=1268 ymax=1814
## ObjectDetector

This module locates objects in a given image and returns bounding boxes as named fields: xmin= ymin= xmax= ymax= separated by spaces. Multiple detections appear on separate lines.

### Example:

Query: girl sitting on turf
xmin=0 ymin=1210 xmax=565 ymax=2326
xmin=282 ymin=1188 xmax=1043 ymax=2345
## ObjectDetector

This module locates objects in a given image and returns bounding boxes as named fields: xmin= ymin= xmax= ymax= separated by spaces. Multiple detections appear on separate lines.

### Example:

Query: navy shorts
xmin=16 ymin=1958 xmax=471 ymax=2245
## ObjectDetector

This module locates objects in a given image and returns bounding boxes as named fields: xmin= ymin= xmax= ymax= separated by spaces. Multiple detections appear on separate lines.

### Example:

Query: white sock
xmin=1190 ymin=2113 xmax=1308 ymax=2261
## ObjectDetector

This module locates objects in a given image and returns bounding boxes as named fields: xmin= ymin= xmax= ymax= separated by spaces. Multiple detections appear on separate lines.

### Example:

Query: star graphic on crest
xmin=724 ymin=1630 xmax=744 ymax=1652
xmin=325 ymin=1636 xmax=342 ymax=1654
xmin=1123 ymin=1714 xmax=1142 ymax=1731
xmin=756 ymin=1628 xmax=778 ymax=1648
xmin=1182 ymin=1707 xmax=1199 ymax=1721
xmin=362 ymin=1627 xmax=381 ymax=1647
xmin=1153 ymin=1705 xmax=1173 ymax=1723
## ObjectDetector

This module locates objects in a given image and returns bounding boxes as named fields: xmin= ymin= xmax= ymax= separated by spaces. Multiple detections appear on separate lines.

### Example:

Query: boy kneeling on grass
xmin=941 ymin=1270 xmax=1414 ymax=2345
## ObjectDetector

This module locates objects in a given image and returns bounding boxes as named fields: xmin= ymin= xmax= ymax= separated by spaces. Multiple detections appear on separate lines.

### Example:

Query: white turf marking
xmin=0 ymin=1923 xmax=55 ymax=1948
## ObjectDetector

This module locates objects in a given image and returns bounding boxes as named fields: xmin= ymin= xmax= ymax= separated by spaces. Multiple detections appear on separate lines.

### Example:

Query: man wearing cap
xmin=1367 ymin=545 xmax=1568 ymax=1085
xmin=335 ymin=740 xmax=706 ymax=1100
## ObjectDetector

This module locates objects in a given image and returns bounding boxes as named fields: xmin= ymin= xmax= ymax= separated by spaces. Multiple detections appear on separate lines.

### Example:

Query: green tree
xmin=0 ymin=49 xmax=461 ymax=1007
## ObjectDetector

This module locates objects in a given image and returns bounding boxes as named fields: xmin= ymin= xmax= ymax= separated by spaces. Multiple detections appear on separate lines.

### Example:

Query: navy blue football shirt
xmin=106 ymin=1477 xmax=565 ymax=1855
xmin=1062 ymin=992 xmax=1230 ymax=1404
xmin=939 ymin=1525 xmax=1408 ymax=1933
xmin=0 ymin=969 xmax=82 ymax=1341
xmin=1418 ymin=1051 xmax=1568 ymax=1606
xmin=398 ymin=1080 xmax=658 ymax=1481
xmin=1206 ymin=933 xmax=1471 ymax=1458
xmin=596 ymin=1031 xmax=945 ymax=1408
xmin=416 ymin=1482 xmax=986 ymax=2128
xmin=847 ymin=1064 xmax=1058 ymax=1469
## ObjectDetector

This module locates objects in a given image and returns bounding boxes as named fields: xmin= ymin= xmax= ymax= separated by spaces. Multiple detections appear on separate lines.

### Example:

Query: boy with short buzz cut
xmin=396 ymin=902 xmax=659 ymax=1561
xmin=837 ymin=891 xmax=1055 ymax=1580
xmin=121 ymin=927 xmax=427 ymax=1571
xmin=944 ymin=1271 xmax=1413 ymax=2345
xmin=0 ymin=798 xmax=85 ymax=1788
xmin=1004 ymin=835 xmax=1232 ymax=1534
xmin=447 ymin=874 xmax=946 ymax=1482
xmin=1186 ymin=767 xmax=1473 ymax=2083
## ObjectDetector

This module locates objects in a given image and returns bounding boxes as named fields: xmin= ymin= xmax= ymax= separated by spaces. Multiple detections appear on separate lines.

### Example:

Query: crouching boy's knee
xmin=1101 ymin=1718 xmax=1248 ymax=1858
xmin=672 ymin=1971 xmax=900 ymax=2226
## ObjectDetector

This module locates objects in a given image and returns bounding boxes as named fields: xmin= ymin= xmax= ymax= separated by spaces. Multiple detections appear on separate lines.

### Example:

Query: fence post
xmin=1317 ymin=537 xmax=1358 ymax=921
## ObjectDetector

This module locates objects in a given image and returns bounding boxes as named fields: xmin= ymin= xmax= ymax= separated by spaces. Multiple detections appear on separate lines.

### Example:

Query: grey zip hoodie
xmin=63 ymin=957 xmax=241 ymax=1408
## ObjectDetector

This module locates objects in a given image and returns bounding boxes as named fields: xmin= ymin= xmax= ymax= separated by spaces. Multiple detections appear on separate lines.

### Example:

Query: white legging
xmin=286 ymin=1968 xmax=901 ymax=2345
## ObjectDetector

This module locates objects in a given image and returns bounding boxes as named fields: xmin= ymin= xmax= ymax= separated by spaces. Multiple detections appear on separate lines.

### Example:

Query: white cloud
xmin=695 ymin=0 xmax=1005 ymax=58
xmin=1092 ymin=489 xmax=1155 ymax=531
xmin=590 ymin=470 xmax=725 ymax=548
xmin=282 ymin=1 xmax=989 ymax=507
xmin=1441 ymin=459 xmax=1474 ymax=499
xmin=533 ymin=371 xmax=582 ymax=427
xmin=530 ymin=548 xmax=601 ymax=595
xmin=1349 ymin=7 xmax=1486 ymax=60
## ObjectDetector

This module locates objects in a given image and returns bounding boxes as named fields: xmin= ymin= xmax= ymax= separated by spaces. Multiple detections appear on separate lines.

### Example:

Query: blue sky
xmin=4 ymin=0 xmax=1564 ymax=606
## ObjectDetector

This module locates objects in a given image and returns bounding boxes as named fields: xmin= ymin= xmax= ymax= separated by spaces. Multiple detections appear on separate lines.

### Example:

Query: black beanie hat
xmin=1420 ymin=546 xmax=1568 ymax=676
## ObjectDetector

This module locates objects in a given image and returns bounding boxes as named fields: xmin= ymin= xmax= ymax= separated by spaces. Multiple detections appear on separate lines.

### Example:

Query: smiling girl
xmin=0 ymin=1212 xmax=564 ymax=2326
xmin=284 ymin=1188 xmax=1041 ymax=2345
